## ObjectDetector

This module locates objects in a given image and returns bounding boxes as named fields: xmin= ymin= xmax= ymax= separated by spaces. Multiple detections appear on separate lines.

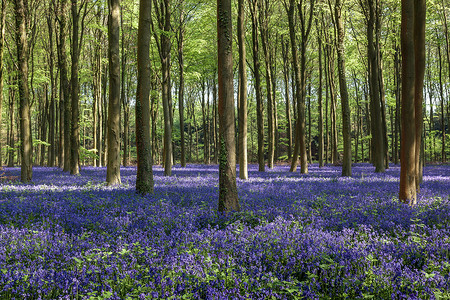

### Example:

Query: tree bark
xmin=249 ymin=0 xmax=265 ymax=172
xmin=136 ymin=0 xmax=154 ymax=194
xmin=335 ymin=0 xmax=352 ymax=176
xmin=0 ymin=0 xmax=5 ymax=166
xmin=218 ymin=0 xmax=240 ymax=213
xmin=177 ymin=3 xmax=186 ymax=167
xmin=316 ymin=18 xmax=324 ymax=167
xmin=260 ymin=0 xmax=275 ymax=169
xmin=367 ymin=0 xmax=385 ymax=172
xmin=238 ymin=0 xmax=248 ymax=179
xmin=399 ymin=0 xmax=426 ymax=206
xmin=70 ymin=0 xmax=80 ymax=175
xmin=14 ymin=0 xmax=33 ymax=182
xmin=106 ymin=0 xmax=122 ymax=185
xmin=281 ymin=38 xmax=292 ymax=160
xmin=414 ymin=0 xmax=425 ymax=187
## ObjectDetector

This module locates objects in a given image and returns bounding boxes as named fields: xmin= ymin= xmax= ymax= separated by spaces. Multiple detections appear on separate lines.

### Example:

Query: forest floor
xmin=0 ymin=163 xmax=449 ymax=299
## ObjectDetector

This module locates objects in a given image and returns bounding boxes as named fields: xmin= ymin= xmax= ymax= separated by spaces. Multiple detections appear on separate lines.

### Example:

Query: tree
xmin=0 ymin=0 xmax=5 ymax=165
xmin=106 ymin=0 xmax=121 ymax=185
xmin=136 ymin=0 xmax=153 ymax=194
xmin=334 ymin=0 xmax=352 ymax=176
xmin=217 ymin=0 xmax=240 ymax=213
xmin=399 ymin=0 xmax=426 ymax=206
xmin=14 ymin=0 xmax=33 ymax=182
xmin=70 ymin=0 xmax=80 ymax=175
xmin=152 ymin=0 xmax=173 ymax=176
xmin=238 ymin=0 xmax=248 ymax=179
xmin=249 ymin=0 xmax=265 ymax=172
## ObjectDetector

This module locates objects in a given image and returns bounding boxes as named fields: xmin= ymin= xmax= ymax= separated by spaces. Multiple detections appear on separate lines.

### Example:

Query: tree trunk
xmin=250 ymin=0 xmax=265 ymax=172
xmin=335 ymin=0 xmax=352 ymax=176
xmin=367 ymin=0 xmax=385 ymax=172
xmin=14 ymin=0 xmax=33 ymax=182
xmin=218 ymin=0 xmax=240 ymax=213
xmin=238 ymin=0 xmax=248 ymax=179
xmin=260 ymin=0 xmax=274 ymax=169
xmin=177 ymin=5 xmax=186 ymax=168
xmin=0 ymin=0 xmax=5 ymax=166
xmin=47 ymin=13 xmax=56 ymax=167
xmin=399 ymin=0 xmax=425 ymax=206
xmin=106 ymin=0 xmax=121 ymax=185
xmin=316 ymin=19 xmax=324 ymax=167
xmin=121 ymin=6 xmax=129 ymax=167
xmin=70 ymin=0 xmax=80 ymax=175
xmin=136 ymin=0 xmax=153 ymax=194
xmin=414 ymin=0 xmax=425 ymax=187
xmin=281 ymin=38 xmax=292 ymax=160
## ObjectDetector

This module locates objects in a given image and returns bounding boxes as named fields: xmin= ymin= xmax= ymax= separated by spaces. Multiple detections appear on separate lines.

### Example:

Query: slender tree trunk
xmin=7 ymin=73 xmax=15 ymax=167
xmin=414 ymin=0 xmax=425 ymax=186
xmin=260 ymin=0 xmax=274 ymax=169
xmin=106 ymin=0 xmax=121 ymax=185
xmin=335 ymin=0 xmax=352 ymax=176
xmin=316 ymin=19 xmax=324 ymax=167
xmin=47 ymin=14 xmax=56 ymax=167
xmin=0 ymin=0 xmax=5 ymax=166
xmin=136 ymin=0 xmax=153 ymax=194
xmin=281 ymin=38 xmax=292 ymax=160
xmin=218 ymin=0 xmax=239 ymax=213
xmin=250 ymin=0 xmax=265 ymax=172
xmin=14 ymin=0 xmax=33 ymax=182
xmin=238 ymin=0 xmax=248 ymax=179
xmin=120 ymin=6 xmax=129 ymax=167
xmin=177 ymin=6 xmax=186 ymax=168
xmin=70 ymin=0 xmax=80 ymax=175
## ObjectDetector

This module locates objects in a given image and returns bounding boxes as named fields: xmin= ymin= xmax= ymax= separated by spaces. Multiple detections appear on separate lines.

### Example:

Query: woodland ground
xmin=0 ymin=163 xmax=449 ymax=299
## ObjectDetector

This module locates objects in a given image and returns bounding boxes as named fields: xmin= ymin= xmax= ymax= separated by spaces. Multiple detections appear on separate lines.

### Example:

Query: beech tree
xmin=399 ymin=0 xmax=426 ymax=206
xmin=135 ymin=0 xmax=153 ymax=194
xmin=106 ymin=0 xmax=121 ymax=185
xmin=14 ymin=0 xmax=33 ymax=182
xmin=217 ymin=0 xmax=240 ymax=213
xmin=238 ymin=0 xmax=248 ymax=179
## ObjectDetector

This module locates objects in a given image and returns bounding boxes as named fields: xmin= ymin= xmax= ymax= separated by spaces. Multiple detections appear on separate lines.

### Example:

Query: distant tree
xmin=399 ymin=0 xmax=426 ymax=206
xmin=14 ymin=0 xmax=33 ymax=182
xmin=106 ymin=0 xmax=121 ymax=185
xmin=217 ymin=0 xmax=240 ymax=213
xmin=135 ymin=0 xmax=153 ymax=194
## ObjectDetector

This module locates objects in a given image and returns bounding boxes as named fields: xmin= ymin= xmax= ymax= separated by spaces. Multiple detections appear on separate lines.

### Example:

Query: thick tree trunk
xmin=14 ymin=0 xmax=33 ymax=182
xmin=57 ymin=0 xmax=71 ymax=172
xmin=218 ymin=0 xmax=239 ymax=213
xmin=367 ymin=0 xmax=385 ymax=172
xmin=335 ymin=0 xmax=352 ymax=176
xmin=106 ymin=0 xmax=121 ymax=185
xmin=136 ymin=0 xmax=153 ymax=194
xmin=400 ymin=0 xmax=424 ymax=206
